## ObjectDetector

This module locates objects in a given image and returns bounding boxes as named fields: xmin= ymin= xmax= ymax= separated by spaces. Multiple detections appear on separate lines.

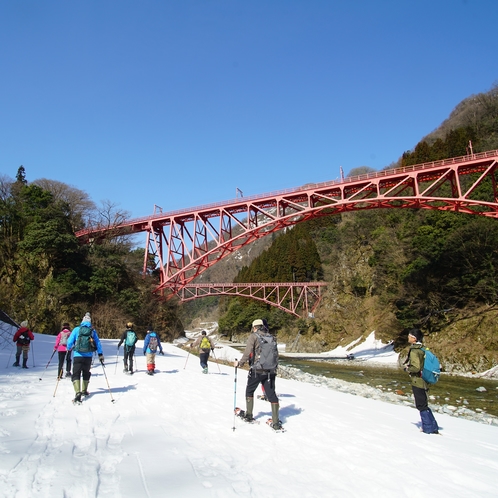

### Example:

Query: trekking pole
xmin=31 ymin=341 xmax=35 ymax=367
xmin=211 ymin=349 xmax=222 ymax=374
xmin=39 ymin=349 xmax=57 ymax=381
xmin=114 ymin=348 xmax=119 ymax=374
xmin=100 ymin=361 xmax=115 ymax=403
xmin=6 ymin=346 xmax=14 ymax=368
xmin=53 ymin=370 xmax=64 ymax=397
xmin=232 ymin=361 xmax=238 ymax=431
xmin=184 ymin=348 xmax=191 ymax=369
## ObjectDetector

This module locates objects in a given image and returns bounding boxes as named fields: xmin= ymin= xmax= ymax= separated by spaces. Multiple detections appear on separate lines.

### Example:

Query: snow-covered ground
xmin=0 ymin=332 xmax=497 ymax=497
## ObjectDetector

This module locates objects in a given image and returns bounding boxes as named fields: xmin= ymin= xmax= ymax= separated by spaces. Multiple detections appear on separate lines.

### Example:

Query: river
xmin=278 ymin=357 xmax=498 ymax=417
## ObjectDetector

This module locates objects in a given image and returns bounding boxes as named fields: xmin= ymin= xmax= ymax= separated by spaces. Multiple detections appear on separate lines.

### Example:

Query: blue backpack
xmin=421 ymin=347 xmax=441 ymax=384
xmin=125 ymin=330 xmax=137 ymax=347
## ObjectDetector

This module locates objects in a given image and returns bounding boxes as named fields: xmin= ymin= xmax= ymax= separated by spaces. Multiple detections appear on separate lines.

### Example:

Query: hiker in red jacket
xmin=13 ymin=320 xmax=35 ymax=368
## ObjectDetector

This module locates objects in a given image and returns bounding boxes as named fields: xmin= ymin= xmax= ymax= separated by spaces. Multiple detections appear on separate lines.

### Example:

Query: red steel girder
xmin=178 ymin=282 xmax=327 ymax=317
xmin=75 ymin=149 xmax=498 ymax=296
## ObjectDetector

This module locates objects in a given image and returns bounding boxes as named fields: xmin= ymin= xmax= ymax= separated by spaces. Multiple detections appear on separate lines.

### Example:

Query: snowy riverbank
xmin=1 ymin=332 xmax=497 ymax=497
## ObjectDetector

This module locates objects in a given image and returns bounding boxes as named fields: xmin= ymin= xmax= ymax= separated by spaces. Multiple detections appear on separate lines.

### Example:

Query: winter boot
xmin=123 ymin=360 xmax=128 ymax=373
xmin=22 ymin=358 xmax=28 ymax=369
xmin=244 ymin=397 xmax=255 ymax=421
xmin=65 ymin=371 xmax=72 ymax=378
xmin=73 ymin=392 xmax=82 ymax=404
xmin=13 ymin=354 xmax=21 ymax=367
xmin=269 ymin=403 xmax=283 ymax=430
xmin=81 ymin=380 xmax=89 ymax=396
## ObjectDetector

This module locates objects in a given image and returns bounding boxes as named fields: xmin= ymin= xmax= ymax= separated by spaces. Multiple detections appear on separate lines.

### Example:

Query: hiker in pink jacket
xmin=54 ymin=322 xmax=73 ymax=379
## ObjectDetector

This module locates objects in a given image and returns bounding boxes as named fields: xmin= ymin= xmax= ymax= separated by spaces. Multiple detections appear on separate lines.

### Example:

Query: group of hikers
xmin=12 ymin=313 xmax=165 ymax=404
xmin=12 ymin=313 xmax=439 ymax=434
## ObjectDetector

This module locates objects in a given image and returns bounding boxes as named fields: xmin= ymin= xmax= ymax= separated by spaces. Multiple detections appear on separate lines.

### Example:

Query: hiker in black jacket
xmin=117 ymin=322 xmax=138 ymax=375
xmin=234 ymin=319 xmax=282 ymax=430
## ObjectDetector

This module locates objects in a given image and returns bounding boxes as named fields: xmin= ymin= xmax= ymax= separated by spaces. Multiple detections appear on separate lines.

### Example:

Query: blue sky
xmin=1 ymin=0 xmax=497 ymax=220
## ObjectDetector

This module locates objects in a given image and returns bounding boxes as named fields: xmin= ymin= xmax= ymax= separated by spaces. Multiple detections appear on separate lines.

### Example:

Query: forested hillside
xmin=0 ymin=167 xmax=183 ymax=340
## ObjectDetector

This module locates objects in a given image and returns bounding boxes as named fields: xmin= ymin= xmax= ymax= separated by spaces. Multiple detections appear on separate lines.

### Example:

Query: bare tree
xmin=33 ymin=178 xmax=96 ymax=231
xmin=88 ymin=199 xmax=133 ymax=246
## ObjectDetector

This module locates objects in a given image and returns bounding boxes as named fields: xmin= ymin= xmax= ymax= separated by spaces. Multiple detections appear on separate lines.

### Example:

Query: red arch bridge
xmin=76 ymin=149 xmax=498 ymax=316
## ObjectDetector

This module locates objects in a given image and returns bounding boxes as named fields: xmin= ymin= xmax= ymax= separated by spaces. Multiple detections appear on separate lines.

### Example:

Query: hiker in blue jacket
xmin=66 ymin=312 xmax=104 ymax=403
xmin=117 ymin=322 xmax=138 ymax=374
xmin=143 ymin=327 xmax=164 ymax=375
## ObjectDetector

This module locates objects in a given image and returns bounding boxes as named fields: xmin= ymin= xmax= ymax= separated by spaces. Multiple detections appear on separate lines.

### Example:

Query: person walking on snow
xmin=190 ymin=330 xmax=214 ymax=373
xmin=54 ymin=322 xmax=73 ymax=378
xmin=143 ymin=327 xmax=164 ymax=375
xmin=234 ymin=319 xmax=282 ymax=430
xmin=13 ymin=320 xmax=34 ymax=368
xmin=404 ymin=328 xmax=439 ymax=434
xmin=66 ymin=312 xmax=104 ymax=403
xmin=117 ymin=322 xmax=138 ymax=374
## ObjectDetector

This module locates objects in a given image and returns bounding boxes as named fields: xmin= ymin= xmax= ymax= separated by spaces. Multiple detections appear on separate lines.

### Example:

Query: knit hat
xmin=20 ymin=320 xmax=28 ymax=328
xmin=408 ymin=328 xmax=423 ymax=342
xmin=201 ymin=330 xmax=207 ymax=336
xmin=82 ymin=312 xmax=91 ymax=324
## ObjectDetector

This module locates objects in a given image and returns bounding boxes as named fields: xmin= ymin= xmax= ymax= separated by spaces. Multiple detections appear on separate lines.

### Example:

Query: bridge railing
xmin=75 ymin=149 xmax=498 ymax=238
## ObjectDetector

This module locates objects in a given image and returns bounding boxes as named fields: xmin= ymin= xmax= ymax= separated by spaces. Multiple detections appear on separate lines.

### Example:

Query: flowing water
xmin=279 ymin=357 xmax=498 ymax=417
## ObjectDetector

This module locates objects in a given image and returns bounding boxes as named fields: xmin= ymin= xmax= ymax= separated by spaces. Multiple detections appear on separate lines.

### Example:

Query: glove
xmin=143 ymin=351 xmax=146 ymax=355
xmin=160 ymin=351 xmax=164 ymax=355
xmin=99 ymin=354 xmax=105 ymax=364
xmin=117 ymin=345 xmax=120 ymax=350
xmin=211 ymin=348 xmax=214 ymax=352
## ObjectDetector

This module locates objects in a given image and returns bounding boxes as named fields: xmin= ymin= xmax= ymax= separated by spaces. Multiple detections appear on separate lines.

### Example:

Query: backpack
xmin=253 ymin=331 xmax=278 ymax=372
xmin=60 ymin=330 xmax=70 ymax=346
xmin=421 ymin=347 xmax=441 ymax=384
xmin=200 ymin=336 xmax=211 ymax=351
xmin=148 ymin=334 xmax=158 ymax=353
xmin=17 ymin=332 xmax=30 ymax=346
xmin=75 ymin=325 xmax=97 ymax=353
xmin=125 ymin=330 xmax=137 ymax=347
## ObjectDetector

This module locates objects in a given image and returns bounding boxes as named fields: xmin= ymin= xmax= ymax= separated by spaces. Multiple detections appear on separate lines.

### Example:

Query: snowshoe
xmin=266 ymin=418 xmax=285 ymax=432
xmin=234 ymin=407 xmax=258 ymax=424
xmin=65 ymin=372 xmax=72 ymax=378
xmin=146 ymin=370 xmax=154 ymax=376
xmin=202 ymin=367 xmax=208 ymax=374
xmin=73 ymin=392 xmax=82 ymax=405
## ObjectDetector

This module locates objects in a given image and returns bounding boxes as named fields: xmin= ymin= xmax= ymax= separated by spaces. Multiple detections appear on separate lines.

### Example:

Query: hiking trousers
xmin=72 ymin=356 xmax=93 ymax=382
xmin=199 ymin=351 xmax=210 ymax=369
xmin=58 ymin=351 xmax=72 ymax=377
xmin=124 ymin=346 xmax=135 ymax=371
xmin=245 ymin=369 xmax=278 ymax=403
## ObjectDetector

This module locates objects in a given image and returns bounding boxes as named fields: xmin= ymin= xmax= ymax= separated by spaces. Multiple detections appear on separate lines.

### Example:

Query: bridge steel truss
xmin=178 ymin=282 xmax=328 ymax=317
xmin=76 ymin=149 xmax=498 ymax=308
